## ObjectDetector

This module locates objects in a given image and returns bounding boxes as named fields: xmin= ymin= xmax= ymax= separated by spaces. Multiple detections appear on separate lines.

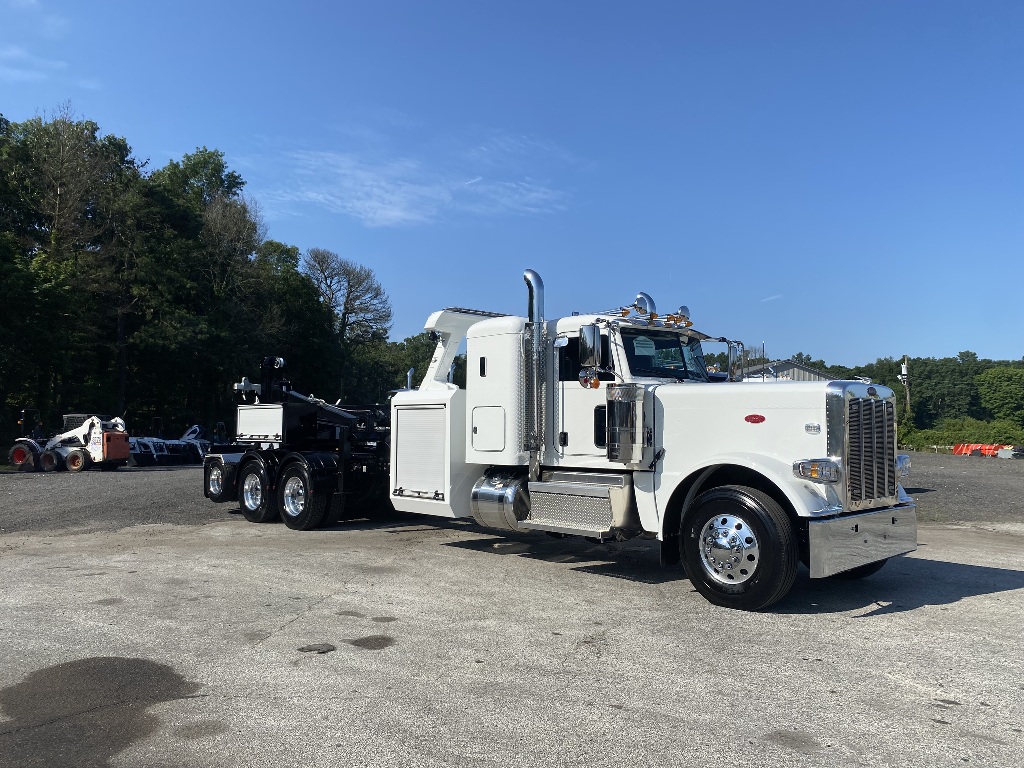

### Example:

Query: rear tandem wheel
xmin=278 ymin=463 xmax=330 ymax=531
xmin=237 ymin=462 xmax=278 ymax=523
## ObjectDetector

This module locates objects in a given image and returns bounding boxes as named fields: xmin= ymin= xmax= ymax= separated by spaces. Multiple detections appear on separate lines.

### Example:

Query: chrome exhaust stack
xmin=523 ymin=269 xmax=545 ymax=482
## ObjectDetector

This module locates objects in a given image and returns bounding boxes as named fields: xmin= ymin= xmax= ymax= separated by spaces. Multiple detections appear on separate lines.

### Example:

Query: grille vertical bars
xmin=846 ymin=397 xmax=897 ymax=503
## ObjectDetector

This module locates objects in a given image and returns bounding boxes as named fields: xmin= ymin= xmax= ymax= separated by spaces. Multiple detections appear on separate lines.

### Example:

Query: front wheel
xmin=681 ymin=485 xmax=798 ymax=611
xmin=278 ymin=464 xmax=329 ymax=531
xmin=8 ymin=442 xmax=37 ymax=471
xmin=65 ymin=449 xmax=91 ymax=472
xmin=238 ymin=462 xmax=278 ymax=523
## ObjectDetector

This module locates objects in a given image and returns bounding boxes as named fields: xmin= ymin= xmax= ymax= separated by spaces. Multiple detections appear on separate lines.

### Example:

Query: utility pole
xmin=897 ymin=356 xmax=912 ymax=426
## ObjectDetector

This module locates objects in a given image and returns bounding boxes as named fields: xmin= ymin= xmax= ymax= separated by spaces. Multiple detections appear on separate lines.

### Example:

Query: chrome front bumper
xmin=807 ymin=503 xmax=917 ymax=578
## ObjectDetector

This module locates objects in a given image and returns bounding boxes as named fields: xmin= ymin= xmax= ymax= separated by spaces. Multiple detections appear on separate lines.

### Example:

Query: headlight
xmin=793 ymin=459 xmax=841 ymax=484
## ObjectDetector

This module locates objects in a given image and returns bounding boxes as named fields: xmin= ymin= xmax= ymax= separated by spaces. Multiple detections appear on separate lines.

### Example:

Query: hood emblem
xmin=745 ymin=414 xmax=766 ymax=424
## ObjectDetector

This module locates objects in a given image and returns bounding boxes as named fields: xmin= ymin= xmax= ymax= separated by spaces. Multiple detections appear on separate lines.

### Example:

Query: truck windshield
xmin=620 ymin=328 xmax=711 ymax=382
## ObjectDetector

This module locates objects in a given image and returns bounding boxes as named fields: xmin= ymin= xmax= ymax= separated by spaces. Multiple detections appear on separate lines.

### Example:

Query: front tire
xmin=278 ymin=463 xmax=329 ymax=531
xmin=238 ymin=462 xmax=278 ymax=523
xmin=65 ymin=449 xmax=91 ymax=472
xmin=681 ymin=485 xmax=798 ymax=611
xmin=8 ymin=442 xmax=37 ymax=471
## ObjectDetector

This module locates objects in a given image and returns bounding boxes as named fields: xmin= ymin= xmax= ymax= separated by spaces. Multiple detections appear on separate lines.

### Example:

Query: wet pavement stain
xmin=92 ymin=598 xmax=123 ymax=606
xmin=371 ymin=616 xmax=398 ymax=623
xmin=763 ymin=730 xmax=822 ymax=752
xmin=346 ymin=635 xmax=395 ymax=650
xmin=336 ymin=610 xmax=365 ymax=618
xmin=0 ymin=656 xmax=199 ymax=768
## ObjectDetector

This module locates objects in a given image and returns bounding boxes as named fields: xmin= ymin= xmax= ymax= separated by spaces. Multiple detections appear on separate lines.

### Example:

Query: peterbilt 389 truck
xmin=204 ymin=269 xmax=916 ymax=610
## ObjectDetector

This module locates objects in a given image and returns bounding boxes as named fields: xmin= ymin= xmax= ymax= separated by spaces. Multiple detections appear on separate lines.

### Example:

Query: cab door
xmin=554 ymin=335 xmax=612 ymax=462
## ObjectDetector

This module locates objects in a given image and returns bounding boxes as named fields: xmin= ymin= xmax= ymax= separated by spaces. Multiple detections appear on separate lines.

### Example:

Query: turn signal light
xmin=793 ymin=459 xmax=840 ymax=484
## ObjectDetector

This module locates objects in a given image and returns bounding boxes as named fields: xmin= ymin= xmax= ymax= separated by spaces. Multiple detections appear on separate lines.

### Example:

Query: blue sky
xmin=3 ymin=0 xmax=1022 ymax=366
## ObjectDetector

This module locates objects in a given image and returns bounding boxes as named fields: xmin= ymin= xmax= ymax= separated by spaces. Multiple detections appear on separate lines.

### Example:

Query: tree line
xmin=768 ymin=351 xmax=1024 ymax=447
xmin=3 ymin=107 xmax=1020 ymax=449
xmin=0 ymin=106 xmax=433 ymax=444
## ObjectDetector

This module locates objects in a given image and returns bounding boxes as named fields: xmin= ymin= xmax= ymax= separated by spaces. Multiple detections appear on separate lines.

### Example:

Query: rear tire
xmin=65 ymin=449 xmax=91 ymax=472
xmin=278 ymin=463 xmax=329 ymax=531
xmin=681 ymin=485 xmax=798 ymax=611
xmin=40 ymin=450 xmax=63 ymax=472
xmin=238 ymin=462 xmax=278 ymax=523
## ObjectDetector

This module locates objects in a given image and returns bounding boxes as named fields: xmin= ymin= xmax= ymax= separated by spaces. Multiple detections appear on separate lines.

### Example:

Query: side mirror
xmin=579 ymin=325 xmax=602 ymax=368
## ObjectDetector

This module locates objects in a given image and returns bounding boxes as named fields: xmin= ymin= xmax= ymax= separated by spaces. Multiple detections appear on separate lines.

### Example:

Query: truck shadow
xmin=447 ymin=533 xmax=682 ymax=585
xmin=447 ymin=533 xmax=1024 ymax=614
xmin=315 ymin=512 xmax=1024 ymax=615
xmin=773 ymin=555 xmax=1024 ymax=617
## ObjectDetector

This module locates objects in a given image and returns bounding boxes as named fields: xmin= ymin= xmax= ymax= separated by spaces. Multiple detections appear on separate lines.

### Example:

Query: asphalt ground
xmin=0 ymin=452 xmax=1021 ymax=767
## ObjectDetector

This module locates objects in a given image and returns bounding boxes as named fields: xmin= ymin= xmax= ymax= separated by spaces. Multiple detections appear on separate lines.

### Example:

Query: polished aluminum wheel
xmin=208 ymin=465 xmax=223 ymax=496
xmin=281 ymin=475 xmax=306 ymax=518
xmin=242 ymin=473 xmax=263 ymax=511
xmin=698 ymin=513 xmax=760 ymax=585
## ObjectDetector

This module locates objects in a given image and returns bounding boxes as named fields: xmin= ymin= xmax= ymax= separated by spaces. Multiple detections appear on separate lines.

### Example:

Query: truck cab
xmin=389 ymin=270 xmax=916 ymax=610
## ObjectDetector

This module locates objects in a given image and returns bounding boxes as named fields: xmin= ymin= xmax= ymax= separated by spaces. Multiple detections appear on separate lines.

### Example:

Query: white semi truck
xmin=204 ymin=269 xmax=916 ymax=610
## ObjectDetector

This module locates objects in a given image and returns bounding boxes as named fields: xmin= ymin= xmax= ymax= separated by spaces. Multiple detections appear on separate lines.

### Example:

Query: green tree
xmin=301 ymin=248 xmax=393 ymax=399
xmin=976 ymin=367 xmax=1024 ymax=426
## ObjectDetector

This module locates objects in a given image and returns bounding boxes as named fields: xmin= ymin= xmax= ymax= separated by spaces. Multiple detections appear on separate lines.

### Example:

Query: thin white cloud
xmin=466 ymin=133 xmax=576 ymax=169
xmin=259 ymin=130 xmax=572 ymax=228
xmin=0 ymin=44 xmax=66 ymax=83
xmin=273 ymin=151 xmax=451 ymax=227
xmin=761 ymin=294 xmax=783 ymax=302
xmin=455 ymin=177 xmax=566 ymax=216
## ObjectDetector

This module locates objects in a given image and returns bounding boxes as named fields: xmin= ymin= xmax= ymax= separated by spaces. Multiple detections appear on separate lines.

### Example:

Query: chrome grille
xmin=847 ymin=398 xmax=896 ymax=503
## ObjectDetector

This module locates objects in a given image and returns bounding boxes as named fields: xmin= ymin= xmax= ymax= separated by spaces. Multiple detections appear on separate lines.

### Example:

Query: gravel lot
xmin=1 ymin=453 xmax=1022 ymax=767
xmin=903 ymin=450 xmax=1024 ymax=525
